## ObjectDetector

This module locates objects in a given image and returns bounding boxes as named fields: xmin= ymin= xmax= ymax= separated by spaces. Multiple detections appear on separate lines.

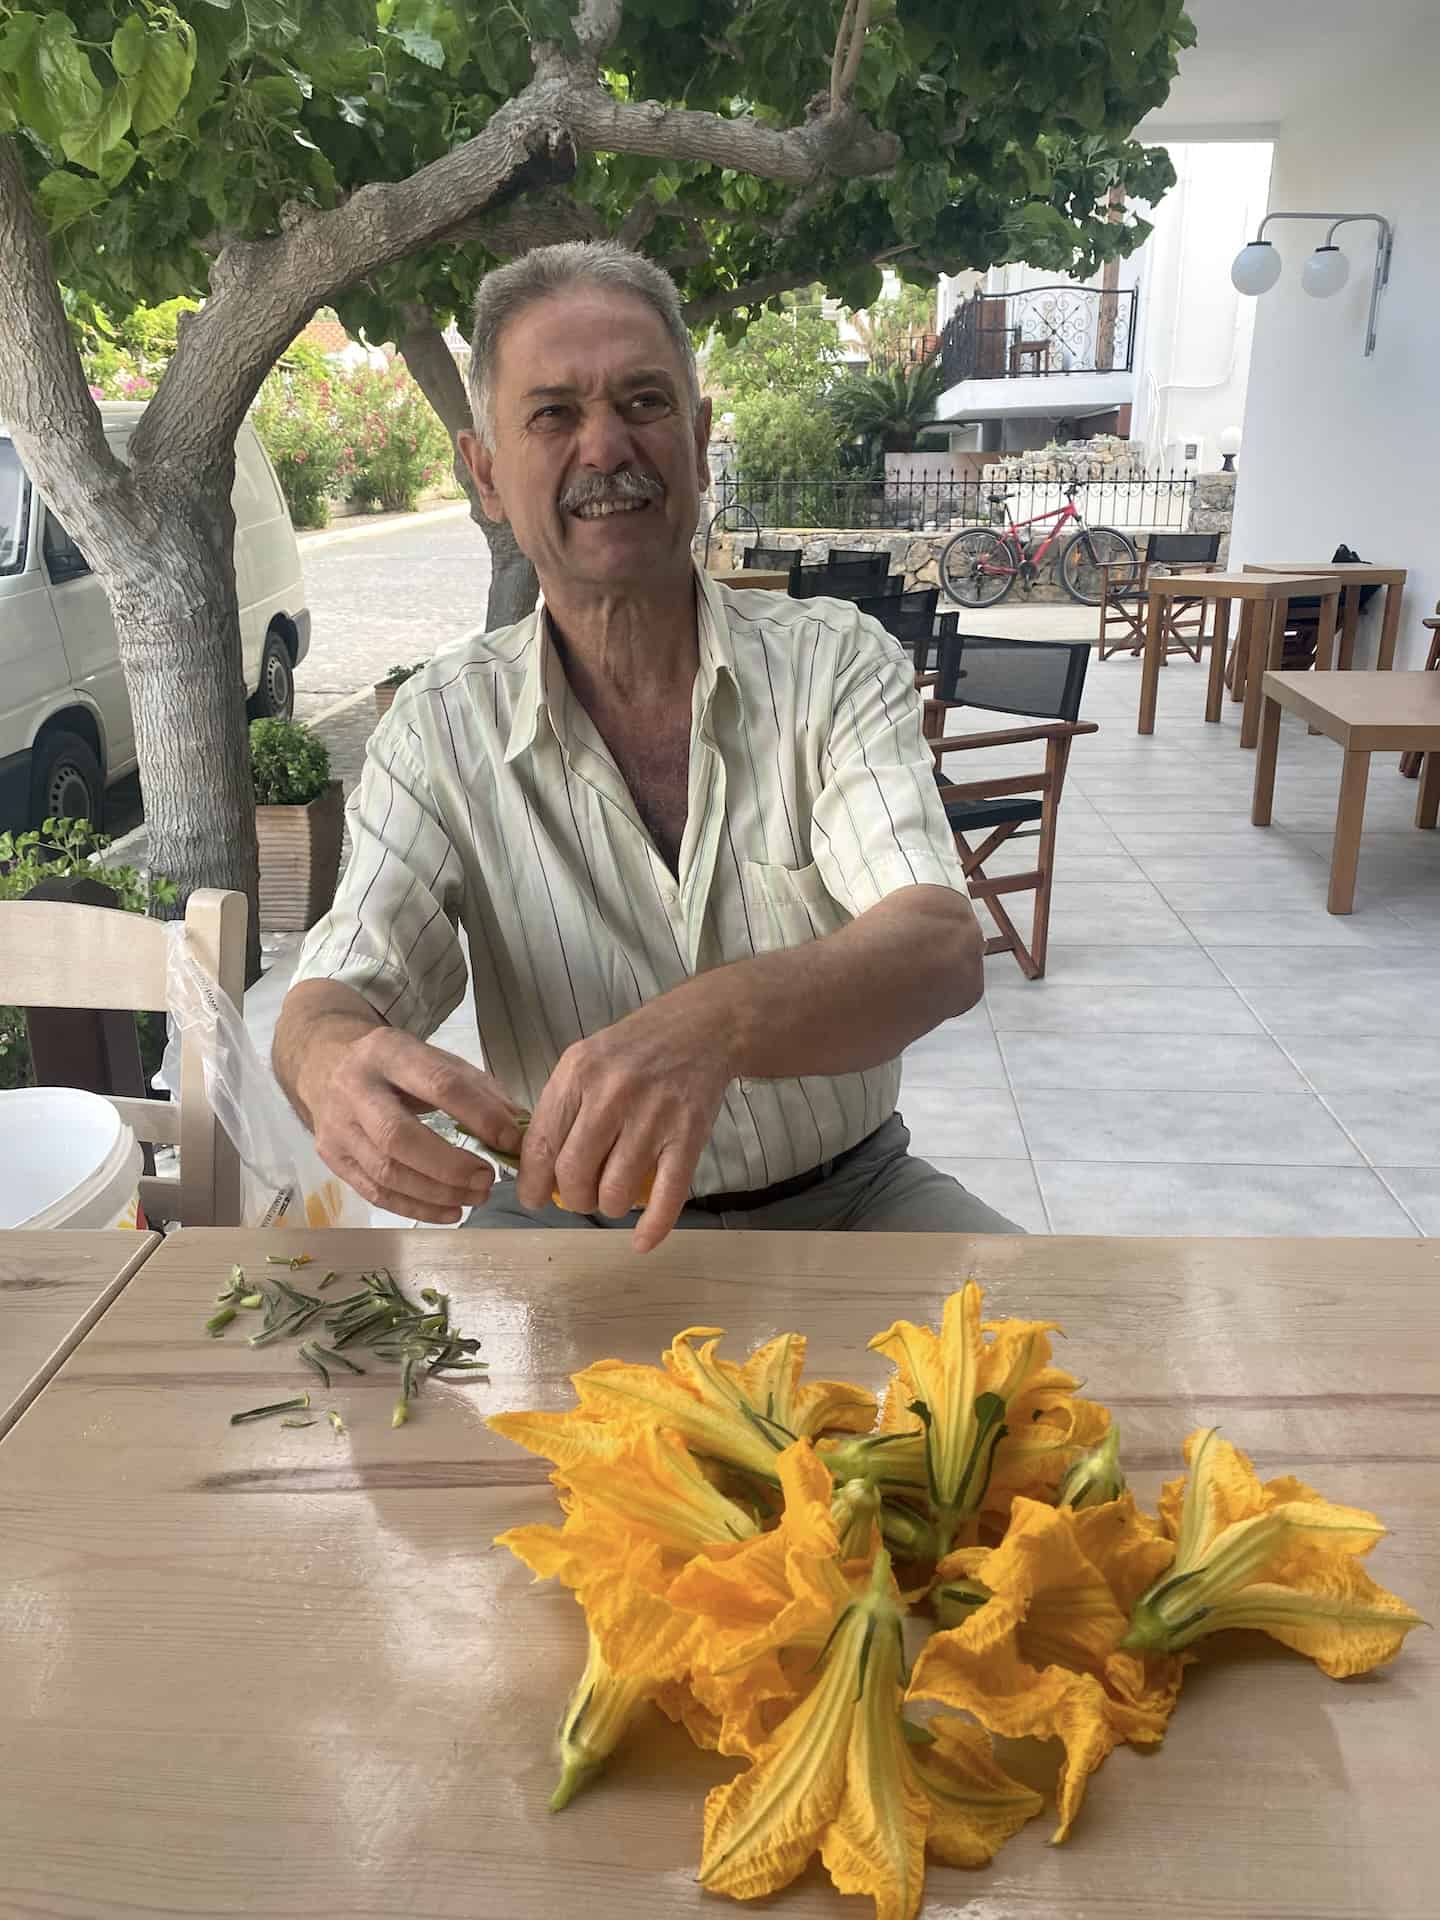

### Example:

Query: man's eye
xmin=531 ymin=405 xmax=571 ymax=426
xmin=628 ymin=392 xmax=670 ymax=416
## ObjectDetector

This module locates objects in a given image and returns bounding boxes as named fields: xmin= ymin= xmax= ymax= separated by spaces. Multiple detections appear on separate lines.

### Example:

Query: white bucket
xmin=0 ymin=1087 xmax=144 ymax=1230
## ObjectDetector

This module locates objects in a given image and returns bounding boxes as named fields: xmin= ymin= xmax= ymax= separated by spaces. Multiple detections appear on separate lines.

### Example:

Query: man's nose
xmin=573 ymin=403 xmax=637 ymax=474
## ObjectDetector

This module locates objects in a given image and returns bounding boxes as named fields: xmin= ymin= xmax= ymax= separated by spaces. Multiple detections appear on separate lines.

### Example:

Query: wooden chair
xmin=3 ymin=887 xmax=248 ymax=1226
xmin=854 ymin=586 xmax=940 ymax=632
xmin=924 ymin=632 xmax=1098 ymax=980
xmin=1400 ymin=600 xmax=1440 ymax=778
xmin=791 ymin=563 xmax=904 ymax=602
xmin=1099 ymin=531 xmax=1222 ymax=661
xmin=741 ymin=544 xmax=799 ymax=575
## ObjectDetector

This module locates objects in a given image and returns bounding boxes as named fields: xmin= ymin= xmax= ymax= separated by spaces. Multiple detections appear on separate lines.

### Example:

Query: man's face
xmin=458 ymin=285 xmax=711 ymax=594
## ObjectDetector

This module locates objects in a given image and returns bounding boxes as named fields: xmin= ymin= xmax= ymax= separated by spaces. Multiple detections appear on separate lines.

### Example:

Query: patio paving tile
xmin=985 ymin=981 xmax=1261 ymax=1034
xmin=928 ymin=1158 xmax=1050 ymax=1234
xmin=1012 ymin=1088 xmax=1362 ymax=1167
xmin=1312 ymin=1091 xmax=1440 ymax=1169
xmin=1372 ymin=1169 xmax=1440 ymax=1234
xmin=1272 ymin=1033 xmax=1440 ymax=1093
xmin=898 ymin=1086 xmax=1027 ymax=1159
xmin=902 ymin=1022 xmax=1008 ymax=1090
xmin=998 ymin=1031 xmax=1305 ymax=1093
xmin=1033 ymin=1161 xmax=1418 ymax=1237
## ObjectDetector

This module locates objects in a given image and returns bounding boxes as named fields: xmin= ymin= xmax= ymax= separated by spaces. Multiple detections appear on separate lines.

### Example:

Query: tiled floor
xmin=248 ymin=621 xmax=1440 ymax=1238
xmin=919 ymin=638 xmax=1440 ymax=1236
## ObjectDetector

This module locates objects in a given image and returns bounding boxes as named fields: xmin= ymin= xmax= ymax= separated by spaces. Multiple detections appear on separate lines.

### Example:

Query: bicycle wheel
xmin=939 ymin=528 xmax=1017 ymax=607
xmin=1058 ymin=526 xmax=1138 ymax=606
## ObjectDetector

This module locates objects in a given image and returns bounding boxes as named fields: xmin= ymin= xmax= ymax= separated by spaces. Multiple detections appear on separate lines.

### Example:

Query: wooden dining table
xmin=1252 ymin=668 xmax=1440 ymax=911
xmin=0 ymin=1227 xmax=158 ymax=1441
xmin=1138 ymin=570 xmax=1340 ymax=746
xmin=1 ymin=1225 xmax=1437 ymax=1918
xmin=713 ymin=568 xmax=792 ymax=591
xmin=1244 ymin=561 xmax=1408 ymax=673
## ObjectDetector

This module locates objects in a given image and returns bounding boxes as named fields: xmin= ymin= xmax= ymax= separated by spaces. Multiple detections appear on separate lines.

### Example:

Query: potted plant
xmin=374 ymin=660 xmax=424 ymax=719
xmin=250 ymin=719 xmax=343 ymax=932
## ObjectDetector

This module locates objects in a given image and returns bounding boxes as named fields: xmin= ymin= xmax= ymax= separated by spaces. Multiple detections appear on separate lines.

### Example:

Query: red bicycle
xmin=940 ymin=483 xmax=1137 ymax=608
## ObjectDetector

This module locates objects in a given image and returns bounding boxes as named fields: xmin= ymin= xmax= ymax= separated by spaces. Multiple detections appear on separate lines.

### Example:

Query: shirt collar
xmin=503 ymin=565 xmax=738 ymax=765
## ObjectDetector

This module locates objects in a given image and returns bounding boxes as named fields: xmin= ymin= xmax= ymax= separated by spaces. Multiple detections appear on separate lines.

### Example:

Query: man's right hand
xmin=280 ymin=988 xmax=524 ymax=1223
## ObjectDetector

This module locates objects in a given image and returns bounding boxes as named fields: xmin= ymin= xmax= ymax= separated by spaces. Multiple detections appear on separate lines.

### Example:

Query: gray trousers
xmin=462 ymin=1112 xmax=1022 ymax=1234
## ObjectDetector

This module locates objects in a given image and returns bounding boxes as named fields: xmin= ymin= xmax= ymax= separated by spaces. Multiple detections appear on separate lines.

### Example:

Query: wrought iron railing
xmin=707 ymin=467 xmax=1195 ymax=534
xmin=939 ymin=285 xmax=1138 ymax=384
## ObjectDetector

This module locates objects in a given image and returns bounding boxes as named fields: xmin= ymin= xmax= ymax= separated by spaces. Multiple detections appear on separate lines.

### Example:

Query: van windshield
xmin=0 ymin=438 xmax=31 ymax=577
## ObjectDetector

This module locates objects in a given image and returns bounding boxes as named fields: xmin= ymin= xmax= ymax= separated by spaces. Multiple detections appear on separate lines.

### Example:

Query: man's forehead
xmin=494 ymin=286 xmax=685 ymax=393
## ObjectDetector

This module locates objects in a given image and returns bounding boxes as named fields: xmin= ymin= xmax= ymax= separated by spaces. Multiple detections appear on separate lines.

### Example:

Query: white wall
xmin=1130 ymin=143 xmax=1271 ymax=466
xmin=1228 ymin=23 xmax=1440 ymax=666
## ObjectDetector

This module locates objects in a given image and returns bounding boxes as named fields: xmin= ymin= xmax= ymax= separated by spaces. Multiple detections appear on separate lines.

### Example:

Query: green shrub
xmin=336 ymin=361 xmax=453 ymax=513
xmin=249 ymin=719 xmax=332 ymax=807
xmin=379 ymin=660 xmax=425 ymax=687
xmin=0 ymin=819 xmax=176 ymax=1093
xmin=252 ymin=358 xmax=350 ymax=529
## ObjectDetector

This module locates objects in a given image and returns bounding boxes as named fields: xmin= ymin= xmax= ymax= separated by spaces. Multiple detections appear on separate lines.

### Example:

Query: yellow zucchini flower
xmin=568 ymin=1326 xmax=875 ymax=1485
xmin=699 ymin=1547 xmax=1043 ymax=1920
xmin=911 ymin=1494 xmax=1184 ymax=1841
xmin=864 ymin=1284 xmax=1083 ymax=1556
xmin=1122 ymin=1428 xmax=1426 ymax=1676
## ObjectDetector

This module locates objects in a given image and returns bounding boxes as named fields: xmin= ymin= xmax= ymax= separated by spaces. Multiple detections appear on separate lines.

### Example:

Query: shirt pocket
xmin=741 ymin=858 xmax=850 ymax=955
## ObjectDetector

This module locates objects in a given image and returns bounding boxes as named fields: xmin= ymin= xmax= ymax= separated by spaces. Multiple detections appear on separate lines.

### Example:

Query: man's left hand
xmin=517 ymin=992 xmax=735 ymax=1252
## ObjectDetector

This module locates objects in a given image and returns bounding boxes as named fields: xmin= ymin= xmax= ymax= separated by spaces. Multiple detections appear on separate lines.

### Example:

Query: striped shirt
xmin=295 ymin=566 xmax=968 ymax=1196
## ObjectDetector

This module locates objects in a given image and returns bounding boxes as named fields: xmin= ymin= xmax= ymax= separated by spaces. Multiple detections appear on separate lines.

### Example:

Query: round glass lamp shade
xmin=1231 ymin=241 xmax=1282 ymax=295
xmin=1218 ymin=426 xmax=1243 ymax=459
xmin=1302 ymin=245 xmax=1350 ymax=299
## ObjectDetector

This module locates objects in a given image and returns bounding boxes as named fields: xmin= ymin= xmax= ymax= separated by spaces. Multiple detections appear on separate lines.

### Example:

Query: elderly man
xmin=273 ymin=241 xmax=1016 ymax=1248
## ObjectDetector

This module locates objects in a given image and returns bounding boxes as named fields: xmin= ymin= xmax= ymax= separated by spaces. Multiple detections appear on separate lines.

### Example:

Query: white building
xmin=933 ymin=142 xmax=1273 ymax=473
xmin=1141 ymin=0 xmax=1438 ymax=667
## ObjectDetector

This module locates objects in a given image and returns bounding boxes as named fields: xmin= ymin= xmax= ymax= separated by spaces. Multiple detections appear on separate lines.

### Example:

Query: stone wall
xmin=1188 ymin=469 xmax=1236 ymax=564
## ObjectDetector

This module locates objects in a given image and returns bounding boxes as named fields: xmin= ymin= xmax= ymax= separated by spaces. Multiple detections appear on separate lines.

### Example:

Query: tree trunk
xmin=109 ymin=469 xmax=262 ymax=979
xmin=400 ymin=308 xmax=539 ymax=631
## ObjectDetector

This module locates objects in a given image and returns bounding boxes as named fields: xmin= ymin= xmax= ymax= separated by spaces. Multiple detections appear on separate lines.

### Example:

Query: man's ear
xmin=457 ymin=428 xmax=507 ymax=524
xmin=692 ymin=395 xmax=713 ymax=491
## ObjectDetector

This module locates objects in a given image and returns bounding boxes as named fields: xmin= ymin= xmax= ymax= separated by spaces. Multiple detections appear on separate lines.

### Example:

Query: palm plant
xmin=828 ymin=355 xmax=946 ymax=459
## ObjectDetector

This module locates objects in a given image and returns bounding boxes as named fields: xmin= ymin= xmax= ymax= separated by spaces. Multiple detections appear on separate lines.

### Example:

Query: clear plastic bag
xmin=162 ymin=924 xmax=369 ymax=1228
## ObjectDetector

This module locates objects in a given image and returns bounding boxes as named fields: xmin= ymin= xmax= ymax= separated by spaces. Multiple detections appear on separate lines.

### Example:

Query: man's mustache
xmin=558 ymin=469 xmax=666 ymax=512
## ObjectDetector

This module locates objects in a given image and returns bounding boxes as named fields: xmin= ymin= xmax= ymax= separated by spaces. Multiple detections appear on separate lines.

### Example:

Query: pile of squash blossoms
xmin=488 ymin=1283 xmax=1422 ymax=1920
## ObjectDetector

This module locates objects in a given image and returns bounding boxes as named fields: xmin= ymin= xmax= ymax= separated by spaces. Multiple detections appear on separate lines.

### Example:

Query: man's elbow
xmin=944 ymin=894 xmax=986 ymax=1019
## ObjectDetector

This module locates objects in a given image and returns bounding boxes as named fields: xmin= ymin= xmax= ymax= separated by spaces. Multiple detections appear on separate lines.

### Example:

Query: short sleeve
xmin=294 ymin=726 xmax=469 ymax=1038
xmin=810 ymin=620 xmax=968 ymax=917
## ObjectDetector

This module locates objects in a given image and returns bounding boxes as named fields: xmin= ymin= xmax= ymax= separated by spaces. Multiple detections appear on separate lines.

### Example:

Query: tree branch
xmin=446 ymin=184 xmax=604 ymax=255
xmin=617 ymin=192 xmax=660 ymax=246
xmin=0 ymin=138 xmax=128 ymax=507
xmin=830 ymin=0 xmax=872 ymax=111
xmin=132 ymin=103 xmax=578 ymax=475
xmin=683 ymin=250 xmax=879 ymax=325
xmin=571 ymin=0 xmax=624 ymax=63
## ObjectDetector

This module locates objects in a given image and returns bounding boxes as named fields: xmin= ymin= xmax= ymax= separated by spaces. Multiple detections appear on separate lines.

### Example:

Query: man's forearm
xmin=680 ymin=885 xmax=983 ymax=1083
xmin=272 ymin=979 xmax=385 ymax=1130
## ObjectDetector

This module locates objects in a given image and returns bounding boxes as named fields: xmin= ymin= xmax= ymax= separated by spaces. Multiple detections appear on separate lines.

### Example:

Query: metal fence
xmin=708 ymin=468 xmax=1197 ymax=534
xmin=939 ymin=285 xmax=1138 ymax=384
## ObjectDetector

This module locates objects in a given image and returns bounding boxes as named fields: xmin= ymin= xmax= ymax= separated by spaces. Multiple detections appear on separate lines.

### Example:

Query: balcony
xmin=935 ymin=284 xmax=1138 ymax=425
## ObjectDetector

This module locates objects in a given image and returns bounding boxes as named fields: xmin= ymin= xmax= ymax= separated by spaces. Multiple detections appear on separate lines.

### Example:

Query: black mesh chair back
xmin=825 ymin=547 xmax=890 ymax=579
xmin=910 ymin=610 xmax=958 ymax=674
xmin=1147 ymin=532 xmax=1221 ymax=568
xmin=934 ymin=632 xmax=1090 ymax=723
xmin=742 ymin=544 xmax=799 ymax=572
xmin=791 ymin=563 xmax=903 ymax=602
xmin=855 ymin=586 xmax=939 ymax=622
xmin=1284 ymin=544 xmax=1380 ymax=617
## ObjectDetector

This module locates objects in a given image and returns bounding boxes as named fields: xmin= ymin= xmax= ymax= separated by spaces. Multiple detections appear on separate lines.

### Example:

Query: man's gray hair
xmin=465 ymin=240 xmax=701 ymax=448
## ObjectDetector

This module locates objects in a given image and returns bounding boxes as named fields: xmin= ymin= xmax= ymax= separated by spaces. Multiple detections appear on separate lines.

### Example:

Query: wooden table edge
xmin=0 ymin=1229 xmax=161 ymax=1445
xmin=1258 ymin=670 xmax=1440 ymax=748
xmin=1146 ymin=573 xmax=1340 ymax=599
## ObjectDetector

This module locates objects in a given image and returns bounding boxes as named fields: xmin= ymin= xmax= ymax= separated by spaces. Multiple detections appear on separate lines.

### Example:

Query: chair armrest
xmin=926 ymin=718 xmax=1100 ymax=755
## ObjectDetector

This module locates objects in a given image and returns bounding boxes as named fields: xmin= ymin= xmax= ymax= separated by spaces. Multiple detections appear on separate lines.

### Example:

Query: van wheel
xmin=30 ymin=730 xmax=104 ymax=830
xmin=247 ymin=629 xmax=295 ymax=721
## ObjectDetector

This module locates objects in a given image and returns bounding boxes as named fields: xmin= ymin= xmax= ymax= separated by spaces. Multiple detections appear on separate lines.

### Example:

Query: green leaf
xmin=249 ymin=73 xmax=305 ymax=112
xmin=336 ymin=94 xmax=367 ymax=126
xmin=391 ymin=27 xmax=444 ymax=68
xmin=0 ymin=14 xmax=42 ymax=78
xmin=100 ymin=137 xmax=139 ymax=188
xmin=128 ymin=23 xmax=198 ymax=138
xmin=61 ymin=83 xmax=134 ymax=175
xmin=17 ymin=16 xmax=102 ymax=150
xmin=36 ymin=170 xmax=107 ymax=234
xmin=111 ymin=16 xmax=147 ymax=80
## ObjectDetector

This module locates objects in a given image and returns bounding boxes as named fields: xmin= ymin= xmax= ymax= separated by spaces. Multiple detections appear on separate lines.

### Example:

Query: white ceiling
xmin=1138 ymin=0 xmax=1435 ymax=140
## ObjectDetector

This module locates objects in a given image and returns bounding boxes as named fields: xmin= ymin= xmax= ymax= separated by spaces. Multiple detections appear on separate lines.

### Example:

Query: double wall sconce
xmin=1231 ymin=212 xmax=1394 ymax=356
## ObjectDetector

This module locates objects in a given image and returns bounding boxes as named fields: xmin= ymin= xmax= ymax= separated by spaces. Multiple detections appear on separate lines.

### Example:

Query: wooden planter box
xmin=374 ymin=682 xmax=401 ymax=719
xmin=256 ymin=780 xmax=344 ymax=933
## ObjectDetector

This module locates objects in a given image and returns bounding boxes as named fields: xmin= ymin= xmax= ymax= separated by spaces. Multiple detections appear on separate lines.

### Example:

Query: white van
xmin=0 ymin=403 xmax=310 ymax=832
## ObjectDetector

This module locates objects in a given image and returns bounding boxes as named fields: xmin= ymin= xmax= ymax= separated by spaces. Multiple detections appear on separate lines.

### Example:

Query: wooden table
xmin=1252 ymin=669 xmax=1440 ymax=912
xmin=713 ymin=568 xmax=792 ymax=591
xmin=0 ymin=1228 xmax=158 ymax=1442
xmin=1244 ymin=562 xmax=1408 ymax=673
xmin=1138 ymin=571 xmax=1339 ymax=746
xmin=2 ymin=1226 xmax=1437 ymax=1918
